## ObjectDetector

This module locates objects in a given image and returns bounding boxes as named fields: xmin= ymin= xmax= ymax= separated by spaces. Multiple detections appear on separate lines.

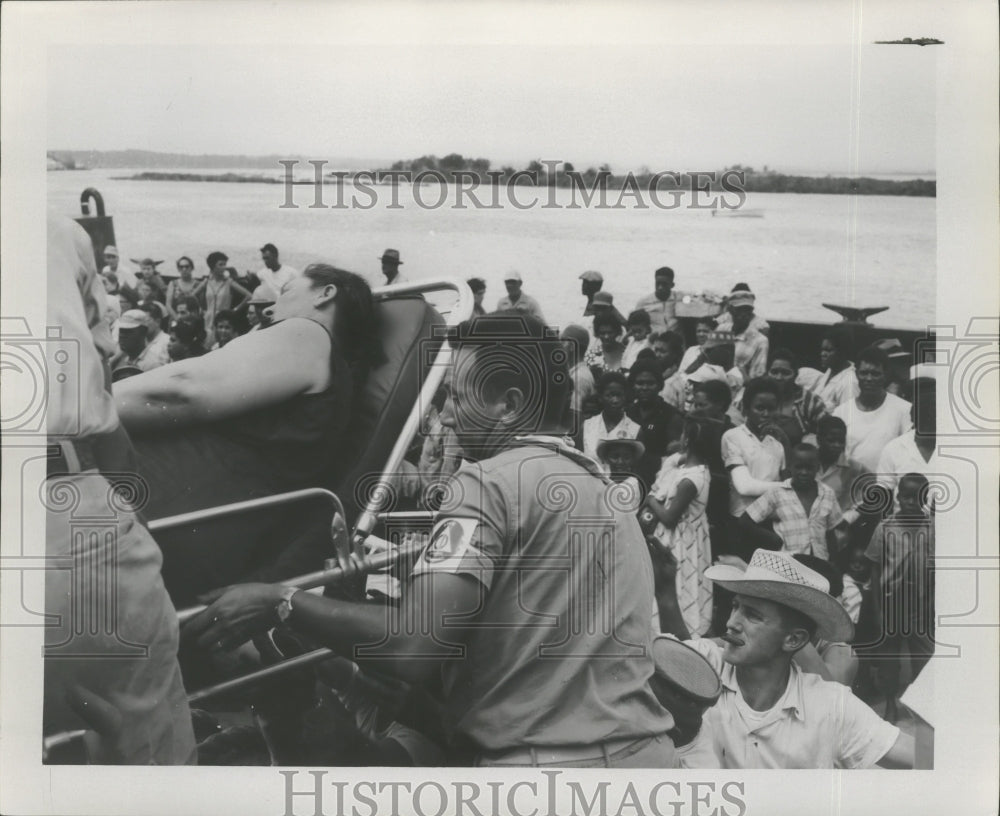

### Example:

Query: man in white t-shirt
xmin=833 ymin=346 xmax=911 ymax=473
xmin=256 ymin=243 xmax=299 ymax=293
xmin=876 ymin=377 xmax=937 ymax=493
xmin=690 ymin=549 xmax=913 ymax=769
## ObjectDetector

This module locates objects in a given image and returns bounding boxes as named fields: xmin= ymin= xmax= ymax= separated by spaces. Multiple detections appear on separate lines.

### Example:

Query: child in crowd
xmin=626 ymin=360 xmax=684 ymax=488
xmin=648 ymin=330 xmax=685 ymax=381
xmin=560 ymin=324 xmax=596 ymax=420
xmin=815 ymin=415 xmax=866 ymax=521
xmin=168 ymin=315 xmax=208 ymax=362
xmin=720 ymin=377 xmax=787 ymax=558
xmin=621 ymin=310 xmax=653 ymax=370
xmin=641 ymin=415 xmax=719 ymax=637
xmin=581 ymin=371 xmax=640 ymax=460
xmin=211 ymin=309 xmax=247 ymax=350
xmin=837 ymin=544 xmax=872 ymax=626
xmin=596 ymin=437 xmax=646 ymax=497
xmin=585 ymin=312 xmax=627 ymax=377
xmin=740 ymin=443 xmax=846 ymax=560
xmin=677 ymin=317 xmax=718 ymax=374
xmin=865 ymin=473 xmax=935 ymax=723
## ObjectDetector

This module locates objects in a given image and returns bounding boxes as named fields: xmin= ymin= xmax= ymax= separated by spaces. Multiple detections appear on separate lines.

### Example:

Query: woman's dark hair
xmin=822 ymin=327 xmax=854 ymax=361
xmin=171 ymin=315 xmax=207 ymax=347
xmin=857 ymin=344 xmax=890 ymax=375
xmin=596 ymin=370 xmax=628 ymax=396
xmin=176 ymin=255 xmax=194 ymax=270
xmin=593 ymin=311 xmax=624 ymax=336
xmin=767 ymin=347 xmax=799 ymax=371
xmin=683 ymin=411 xmax=725 ymax=463
xmin=626 ymin=309 xmax=651 ymax=328
xmin=628 ymin=359 xmax=664 ymax=389
xmin=741 ymin=376 xmax=781 ymax=410
xmin=302 ymin=264 xmax=385 ymax=379
xmin=176 ymin=294 xmax=201 ymax=314
xmin=816 ymin=414 xmax=847 ymax=437
xmin=214 ymin=308 xmax=249 ymax=335
xmin=692 ymin=378 xmax=732 ymax=411
xmin=467 ymin=277 xmax=486 ymax=293
xmin=650 ymin=330 xmax=685 ymax=358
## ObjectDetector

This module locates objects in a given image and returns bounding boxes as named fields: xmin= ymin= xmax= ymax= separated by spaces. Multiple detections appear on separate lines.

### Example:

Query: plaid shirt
xmin=746 ymin=479 xmax=843 ymax=559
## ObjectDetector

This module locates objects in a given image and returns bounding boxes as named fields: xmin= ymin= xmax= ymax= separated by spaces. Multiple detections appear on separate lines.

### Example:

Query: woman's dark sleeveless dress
xmin=131 ymin=320 xmax=354 ymax=604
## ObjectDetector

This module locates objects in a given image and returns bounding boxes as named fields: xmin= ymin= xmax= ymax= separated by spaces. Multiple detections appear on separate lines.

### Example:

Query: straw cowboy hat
xmin=704 ymin=549 xmax=854 ymax=642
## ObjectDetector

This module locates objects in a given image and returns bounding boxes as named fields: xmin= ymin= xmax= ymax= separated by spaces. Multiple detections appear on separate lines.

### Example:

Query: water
xmin=49 ymin=168 xmax=935 ymax=331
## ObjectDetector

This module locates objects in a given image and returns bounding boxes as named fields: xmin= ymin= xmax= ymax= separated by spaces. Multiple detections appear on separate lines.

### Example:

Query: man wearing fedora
xmin=379 ymin=248 xmax=408 ymax=286
xmin=689 ymin=549 xmax=914 ymax=769
xmin=495 ymin=271 xmax=546 ymax=323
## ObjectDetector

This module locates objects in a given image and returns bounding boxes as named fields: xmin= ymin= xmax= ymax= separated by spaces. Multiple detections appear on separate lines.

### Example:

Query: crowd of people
xmin=48 ymin=222 xmax=935 ymax=770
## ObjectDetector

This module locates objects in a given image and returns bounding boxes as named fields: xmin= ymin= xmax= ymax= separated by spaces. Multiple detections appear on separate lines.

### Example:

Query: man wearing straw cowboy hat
xmin=688 ymin=549 xmax=914 ymax=769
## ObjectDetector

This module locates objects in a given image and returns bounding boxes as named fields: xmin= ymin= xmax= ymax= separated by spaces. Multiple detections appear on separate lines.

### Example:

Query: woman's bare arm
xmin=114 ymin=318 xmax=331 ymax=431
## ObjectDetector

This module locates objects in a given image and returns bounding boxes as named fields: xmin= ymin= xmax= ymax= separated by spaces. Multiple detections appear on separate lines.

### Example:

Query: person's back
xmin=424 ymin=442 xmax=671 ymax=752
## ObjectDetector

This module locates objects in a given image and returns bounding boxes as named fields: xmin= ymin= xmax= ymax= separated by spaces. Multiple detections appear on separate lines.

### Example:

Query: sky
xmin=44 ymin=1 xmax=942 ymax=174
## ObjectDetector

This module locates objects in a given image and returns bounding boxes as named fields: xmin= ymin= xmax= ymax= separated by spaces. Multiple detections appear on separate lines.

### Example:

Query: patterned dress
xmin=649 ymin=457 xmax=713 ymax=636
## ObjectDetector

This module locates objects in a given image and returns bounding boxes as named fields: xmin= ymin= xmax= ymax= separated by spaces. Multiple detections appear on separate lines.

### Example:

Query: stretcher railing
xmin=43 ymin=277 xmax=472 ymax=761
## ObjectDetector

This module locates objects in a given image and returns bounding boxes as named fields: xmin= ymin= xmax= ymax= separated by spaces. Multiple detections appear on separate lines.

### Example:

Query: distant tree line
xmin=375 ymin=155 xmax=935 ymax=196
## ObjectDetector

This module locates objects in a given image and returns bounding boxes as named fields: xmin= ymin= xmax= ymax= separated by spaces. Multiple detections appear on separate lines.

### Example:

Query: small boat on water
xmin=711 ymin=208 xmax=765 ymax=218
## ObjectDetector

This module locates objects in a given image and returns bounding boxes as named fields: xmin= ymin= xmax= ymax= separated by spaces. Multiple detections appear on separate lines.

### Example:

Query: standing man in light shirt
xmin=256 ymin=243 xmax=299 ymax=293
xmin=833 ymin=346 xmax=912 ymax=473
xmin=634 ymin=266 xmax=679 ymax=334
xmin=690 ymin=549 xmax=913 ymax=769
xmin=495 ymin=271 xmax=546 ymax=323
xmin=44 ymin=216 xmax=195 ymax=764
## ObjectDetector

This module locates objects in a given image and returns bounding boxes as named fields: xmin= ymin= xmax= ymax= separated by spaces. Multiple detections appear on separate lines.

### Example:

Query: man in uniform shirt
xmin=495 ymin=271 xmax=546 ymax=323
xmin=44 ymin=216 xmax=195 ymax=764
xmin=189 ymin=314 xmax=676 ymax=767
xmin=634 ymin=266 xmax=679 ymax=334
xmin=690 ymin=549 xmax=914 ymax=769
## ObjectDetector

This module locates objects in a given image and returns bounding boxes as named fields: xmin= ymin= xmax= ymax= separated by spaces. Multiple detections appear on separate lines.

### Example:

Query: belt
xmin=47 ymin=438 xmax=100 ymax=479
xmin=475 ymin=734 xmax=656 ymax=767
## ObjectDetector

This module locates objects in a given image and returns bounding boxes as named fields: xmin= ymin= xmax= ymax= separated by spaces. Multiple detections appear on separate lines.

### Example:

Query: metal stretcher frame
xmin=43 ymin=277 xmax=472 ymax=761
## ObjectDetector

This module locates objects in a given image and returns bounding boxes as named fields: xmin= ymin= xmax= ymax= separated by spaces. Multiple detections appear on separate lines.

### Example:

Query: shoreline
xmin=106 ymin=170 xmax=936 ymax=197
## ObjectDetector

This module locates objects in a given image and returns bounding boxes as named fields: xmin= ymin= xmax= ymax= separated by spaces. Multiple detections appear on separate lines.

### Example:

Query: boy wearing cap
xmin=720 ymin=287 xmax=769 ymax=380
xmin=689 ymin=549 xmax=913 ymax=769
xmin=495 ymin=271 xmax=546 ymax=323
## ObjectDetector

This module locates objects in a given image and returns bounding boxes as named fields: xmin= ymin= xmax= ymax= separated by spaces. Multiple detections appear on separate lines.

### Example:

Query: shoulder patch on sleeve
xmin=422 ymin=517 xmax=483 ymax=564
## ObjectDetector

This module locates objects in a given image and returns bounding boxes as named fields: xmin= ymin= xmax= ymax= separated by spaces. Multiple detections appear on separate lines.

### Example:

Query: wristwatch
xmin=274 ymin=586 xmax=299 ymax=624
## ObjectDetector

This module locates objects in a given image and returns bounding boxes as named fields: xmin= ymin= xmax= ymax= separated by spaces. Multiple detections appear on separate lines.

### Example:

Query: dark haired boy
xmin=741 ymin=443 xmax=846 ymax=560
